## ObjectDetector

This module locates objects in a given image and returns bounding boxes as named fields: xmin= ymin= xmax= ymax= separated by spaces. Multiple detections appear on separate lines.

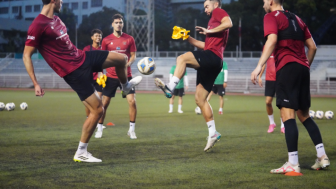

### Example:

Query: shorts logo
xmin=27 ymin=35 xmax=35 ymax=40
xmin=284 ymin=99 xmax=289 ymax=102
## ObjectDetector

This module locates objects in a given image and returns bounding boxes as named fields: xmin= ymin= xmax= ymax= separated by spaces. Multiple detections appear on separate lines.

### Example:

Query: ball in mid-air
xmin=137 ymin=57 xmax=156 ymax=75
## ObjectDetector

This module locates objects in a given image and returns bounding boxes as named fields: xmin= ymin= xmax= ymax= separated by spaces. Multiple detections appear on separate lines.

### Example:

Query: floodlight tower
xmin=126 ymin=0 xmax=155 ymax=56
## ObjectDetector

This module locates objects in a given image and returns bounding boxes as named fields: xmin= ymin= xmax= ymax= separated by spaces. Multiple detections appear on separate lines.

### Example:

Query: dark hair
xmin=112 ymin=14 xmax=123 ymax=22
xmin=91 ymin=29 xmax=103 ymax=36
xmin=42 ymin=0 xmax=51 ymax=5
xmin=204 ymin=0 xmax=222 ymax=7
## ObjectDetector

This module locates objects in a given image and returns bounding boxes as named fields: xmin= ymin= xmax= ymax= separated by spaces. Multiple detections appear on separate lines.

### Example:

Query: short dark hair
xmin=41 ymin=0 xmax=51 ymax=5
xmin=112 ymin=14 xmax=123 ymax=22
xmin=274 ymin=0 xmax=284 ymax=5
xmin=91 ymin=29 xmax=102 ymax=36
xmin=204 ymin=0 xmax=222 ymax=7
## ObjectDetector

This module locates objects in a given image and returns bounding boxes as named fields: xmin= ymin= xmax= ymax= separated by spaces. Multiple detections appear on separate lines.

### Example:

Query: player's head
xmin=91 ymin=29 xmax=102 ymax=43
xmin=204 ymin=0 xmax=221 ymax=16
xmin=112 ymin=14 xmax=124 ymax=33
xmin=263 ymin=0 xmax=284 ymax=13
xmin=41 ymin=0 xmax=62 ymax=13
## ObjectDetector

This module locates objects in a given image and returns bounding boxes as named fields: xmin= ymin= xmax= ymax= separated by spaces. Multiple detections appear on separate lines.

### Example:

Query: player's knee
xmin=176 ymin=55 xmax=186 ymax=65
xmin=128 ymin=98 xmax=136 ymax=106
xmin=195 ymin=95 xmax=203 ymax=107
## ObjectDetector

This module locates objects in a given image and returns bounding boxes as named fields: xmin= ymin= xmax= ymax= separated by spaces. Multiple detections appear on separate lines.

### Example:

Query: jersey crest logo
xmin=123 ymin=41 xmax=126 ymax=45
xmin=51 ymin=26 xmax=54 ymax=29
xmin=116 ymin=47 xmax=120 ymax=50
xmin=60 ymin=30 xmax=64 ymax=35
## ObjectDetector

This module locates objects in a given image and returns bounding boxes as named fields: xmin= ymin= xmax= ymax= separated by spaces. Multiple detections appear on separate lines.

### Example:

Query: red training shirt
xmin=25 ymin=14 xmax=85 ymax=77
xmin=101 ymin=33 xmax=136 ymax=79
xmin=204 ymin=8 xmax=230 ymax=60
xmin=263 ymin=10 xmax=311 ymax=72
xmin=83 ymin=45 xmax=102 ymax=80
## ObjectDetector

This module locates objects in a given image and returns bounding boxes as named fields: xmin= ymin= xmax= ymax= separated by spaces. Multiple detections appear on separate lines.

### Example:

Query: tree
xmin=57 ymin=7 xmax=77 ymax=45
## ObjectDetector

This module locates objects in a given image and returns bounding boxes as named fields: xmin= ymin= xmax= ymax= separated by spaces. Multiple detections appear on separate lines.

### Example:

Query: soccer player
xmin=155 ymin=0 xmax=232 ymax=152
xmin=206 ymin=60 xmax=228 ymax=115
xmin=83 ymin=29 xmax=103 ymax=118
xmin=97 ymin=14 xmax=138 ymax=139
xmin=258 ymin=52 xmax=285 ymax=133
xmin=168 ymin=65 xmax=189 ymax=113
xmin=251 ymin=0 xmax=330 ymax=175
xmin=23 ymin=0 xmax=142 ymax=163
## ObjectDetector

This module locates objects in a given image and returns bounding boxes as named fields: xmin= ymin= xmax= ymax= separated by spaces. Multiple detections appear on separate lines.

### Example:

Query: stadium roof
xmin=0 ymin=18 xmax=32 ymax=32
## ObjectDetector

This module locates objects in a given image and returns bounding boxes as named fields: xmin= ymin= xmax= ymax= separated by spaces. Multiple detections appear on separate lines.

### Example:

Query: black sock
xmin=284 ymin=119 xmax=298 ymax=152
xmin=302 ymin=117 xmax=323 ymax=146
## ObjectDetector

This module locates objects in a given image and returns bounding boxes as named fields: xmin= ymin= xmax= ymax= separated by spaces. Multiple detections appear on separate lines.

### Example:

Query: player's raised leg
xmin=127 ymin=93 xmax=137 ymax=139
xmin=195 ymin=84 xmax=221 ymax=152
xmin=74 ymin=93 xmax=104 ymax=162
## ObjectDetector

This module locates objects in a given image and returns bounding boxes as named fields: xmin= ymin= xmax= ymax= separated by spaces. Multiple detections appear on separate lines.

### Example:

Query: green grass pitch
xmin=0 ymin=90 xmax=335 ymax=188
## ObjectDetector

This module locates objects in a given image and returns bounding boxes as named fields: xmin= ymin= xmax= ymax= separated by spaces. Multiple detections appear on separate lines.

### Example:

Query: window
xmin=0 ymin=7 xmax=8 ymax=14
xmin=34 ymin=5 xmax=40 ymax=12
xmin=82 ymin=15 xmax=88 ymax=20
xmin=63 ymin=3 xmax=69 ymax=9
xmin=91 ymin=0 xmax=102 ymax=7
xmin=71 ymin=2 xmax=78 ymax=10
xmin=12 ymin=6 xmax=19 ymax=13
xmin=82 ymin=2 xmax=88 ymax=9
xmin=25 ymin=5 xmax=32 ymax=13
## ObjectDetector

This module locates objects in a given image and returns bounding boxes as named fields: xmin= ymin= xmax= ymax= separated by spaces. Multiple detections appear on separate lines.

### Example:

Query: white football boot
xmin=95 ymin=130 xmax=103 ymax=138
xmin=204 ymin=131 xmax=221 ymax=152
xmin=311 ymin=156 xmax=330 ymax=170
xmin=178 ymin=110 xmax=183 ymax=113
xmin=73 ymin=151 xmax=102 ymax=163
xmin=154 ymin=78 xmax=173 ymax=98
xmin=122 ymin=76 xmax=142 ymax=97
xmin=270 ymin=162 xmax=302 ymax=176
xmin=127 ymin=131 xmax=137 ymax=139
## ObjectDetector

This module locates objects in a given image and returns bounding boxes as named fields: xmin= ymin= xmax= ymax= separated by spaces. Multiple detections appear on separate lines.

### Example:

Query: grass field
xmin=0 ymin=89 xmax=336 ymax=188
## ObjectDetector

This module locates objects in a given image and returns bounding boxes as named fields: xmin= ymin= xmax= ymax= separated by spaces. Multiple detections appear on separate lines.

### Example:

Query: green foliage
xmin=0 ymin=90 xmax=336 ymax=188
xmin=57 ymin=7 xmax=77 ymax=46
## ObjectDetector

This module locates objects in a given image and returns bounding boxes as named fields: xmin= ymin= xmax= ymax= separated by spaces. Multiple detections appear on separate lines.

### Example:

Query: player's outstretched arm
xmin=23 ymin=45 xmax=44 ymax=97
xmin=251 ymin=34 xmax=277 ymax=85
xmin=196 ymin=16 xmax=232 ymax=35
xmin=127 ymin=52 xmax=136 ymax=67
xmin=305 ymin=37 xmax=317 ymax=66
xmin=187 ymin=36 xmax=205 ymax=49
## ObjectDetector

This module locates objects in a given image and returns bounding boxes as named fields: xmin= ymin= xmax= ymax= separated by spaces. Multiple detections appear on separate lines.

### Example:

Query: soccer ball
xmin=137 ymin=57 xmax=156 ymax=75
xmin=0 ymin=102 xmax=5 ymax=111
xmin=195 ymin=106 xmax=202 ymax=115
xmin=309 ymin=110 xmax=315 ymax=119
xmin=5 ymin=103 xmax=14 ymax=111
xmin=315 ymin=110 xmax=324 ymax=119
xmin=324 ymin=111 xmax=334 ymax=120
xmin=11 ymin=102 xmax=15 ymax=110
xmin=20 ymin=102 xmax=28 ymax=110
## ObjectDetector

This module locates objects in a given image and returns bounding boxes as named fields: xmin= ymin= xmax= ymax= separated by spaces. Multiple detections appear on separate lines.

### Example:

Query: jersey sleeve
xmin=213 ymin=8 xmax=229 ymax=22
xmin=129 ymin=37 xmax=137 ymax=52
xmin=263 ymin=14 xmax=278 ymax=38
xmin=25 ymin=23 xmax=43 ymax=48
xmin=296 ymin=16 xmax=312 ymax=40
xmin=101 ymin=39 xmax=107 ymax=50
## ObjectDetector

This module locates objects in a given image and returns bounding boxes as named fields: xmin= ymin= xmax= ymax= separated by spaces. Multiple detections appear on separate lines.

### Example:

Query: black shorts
xmin=192 ymin=50 xmax=223 ymax=93
xmin=265 ymin=80 xmax=276 ymax=97
xmin=212 ymin=84 xmax=225 ymax=96
xmin=92 ymin=80 xmax=103 ymax=92
xmin=64 ymin=51 xmax=109 ymax=101
xmin=276 ymin=62 xmax=311 ymax=111
xmin=103 ymin=77 xmax=135 ymax=98
xmin=173 ymin=88 xmax=185 ymax=97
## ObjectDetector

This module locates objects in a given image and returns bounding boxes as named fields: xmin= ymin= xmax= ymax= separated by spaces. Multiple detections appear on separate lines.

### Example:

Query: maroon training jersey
xmin=266 ymin=55 xmax=276 ymax=81
xmin=204 ymin=8 xmax=230 ymax=60
xmin=101 ymin=33 xmax=136 ymax=79
xmin=263 ymin=10 xmax=311 ymax=72
xmin=83 ymin=45 xmax=102 ymax=80
xmin=25 ymin=14 xmax=85 ymax=77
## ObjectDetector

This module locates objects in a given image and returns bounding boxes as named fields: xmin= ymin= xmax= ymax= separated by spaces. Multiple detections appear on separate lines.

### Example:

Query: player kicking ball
xmin=23 ymin=0 xmax=142 ymax=163
xmin=258 ymin=51 xmax=284 ymax=133
xmin=97 ymin=14 xmax=138 ymax=139
xmin=155 ymin=0 xmax=232 ymax=152
xmin=251 ymin=0 xmax=330 ymax=175
xmin=206 ymin=61 xmax=228 ymax=115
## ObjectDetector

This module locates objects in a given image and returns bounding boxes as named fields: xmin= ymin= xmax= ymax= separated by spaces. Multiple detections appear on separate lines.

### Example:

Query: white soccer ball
xmin=137 ymin=57 xmax=156 ymax=75
xmin=20 ymin=102 xmax=28 ymax=110
xmin=315 ymin=110 xmax=324 ymax=119
xmin=324 ymin=111 xmax=334 ymax=120
xmin=10 ymin=102 xmax=15 ymax=110
xmin=0 ymin=102 xmax=5 ymax=111
xmin=5 ymin=103 xmax=14 ymax=111
xmin=309 ymin=110 xmax=315 ymax=119
xmin=195 ymin=106 xmax=202 ymax=115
